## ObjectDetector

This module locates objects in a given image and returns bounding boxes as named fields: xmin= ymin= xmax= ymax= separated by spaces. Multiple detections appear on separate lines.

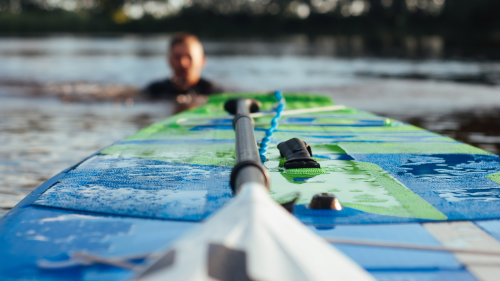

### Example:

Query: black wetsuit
xmin=144 ymin=78 xmax=223 ymax=100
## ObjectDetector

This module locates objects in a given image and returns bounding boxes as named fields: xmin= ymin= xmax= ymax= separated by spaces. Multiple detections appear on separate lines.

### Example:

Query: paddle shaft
xmin=230 ymin=99 xmax=269 ymax=194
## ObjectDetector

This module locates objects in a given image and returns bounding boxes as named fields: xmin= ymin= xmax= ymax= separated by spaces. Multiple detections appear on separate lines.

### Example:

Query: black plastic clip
xmin=223 ymin=98 xmax=261 ymax=115
xmin=277 ymin=138 xmax=320 ymax=169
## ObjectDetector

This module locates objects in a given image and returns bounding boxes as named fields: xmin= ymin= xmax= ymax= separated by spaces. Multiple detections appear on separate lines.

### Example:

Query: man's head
xmin=168 ymin=33 xmax=206 ymax=89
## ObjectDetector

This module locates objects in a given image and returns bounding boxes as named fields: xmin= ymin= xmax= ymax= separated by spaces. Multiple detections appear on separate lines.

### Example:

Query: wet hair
xmin=169 ymin=32 xmax=201 ymax=51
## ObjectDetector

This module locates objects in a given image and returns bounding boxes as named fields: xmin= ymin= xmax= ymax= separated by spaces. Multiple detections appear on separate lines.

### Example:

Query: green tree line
xmin=0 ymin=0 xmax=499 ymax=37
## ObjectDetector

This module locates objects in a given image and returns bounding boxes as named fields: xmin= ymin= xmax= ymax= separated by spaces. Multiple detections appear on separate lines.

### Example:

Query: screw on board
xmin=310 ymin=193 xmax=342 ymax=210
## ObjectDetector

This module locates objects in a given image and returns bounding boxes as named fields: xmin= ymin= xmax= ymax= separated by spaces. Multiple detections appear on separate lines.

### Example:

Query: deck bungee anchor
xmin=277 ymin=136 xmax=343 ymax=210
xmin=277 ymin=138 xmax=320 ymax=169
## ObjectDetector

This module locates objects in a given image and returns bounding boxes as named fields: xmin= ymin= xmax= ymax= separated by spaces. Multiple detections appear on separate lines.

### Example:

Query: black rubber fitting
xmin=277 ymin=138 xmax=321 ymax=169
xmin=230 ymin=160 xmax=270 ymax=193
xmin=224 ymin=98 xmax=261 ymax=115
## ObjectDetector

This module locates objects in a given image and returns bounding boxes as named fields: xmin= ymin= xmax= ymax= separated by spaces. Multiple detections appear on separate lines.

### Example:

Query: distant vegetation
xmin=0 ymin=0 xmax=499 ymax=40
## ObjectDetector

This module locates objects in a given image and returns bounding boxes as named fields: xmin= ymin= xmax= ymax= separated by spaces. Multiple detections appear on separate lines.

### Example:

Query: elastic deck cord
xmin=259 ymin=91 xmax=286 ymax=162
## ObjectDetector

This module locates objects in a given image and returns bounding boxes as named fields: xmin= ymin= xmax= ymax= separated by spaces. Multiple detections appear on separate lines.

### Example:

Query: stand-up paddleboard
xmin=1 ymin=93 xmax=500 ymax=280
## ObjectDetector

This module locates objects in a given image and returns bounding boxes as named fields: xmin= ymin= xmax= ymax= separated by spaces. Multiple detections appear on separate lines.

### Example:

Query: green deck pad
xmin=125 ymin=93 xmax=334 ymax=141
xmin=311 ymin=144 xmax=349 ymax=154
xmin=101 ymin=143 xmax=236 ymax=167
xmin=340 ymin=142 xmax=491 ymax=154
xmin=128 ymin=105 xmax=231 ymax=140
xmin=206 ymin=92 xmax=334 ymax=110
xmin=266 ymin=159 xmax=447 ymax=220
xmin=279 ymin=168 xmax=327 ymax=183
xmin=123 ymin=122 xmax=237 ymax=141
xmin=486 ymin=172 xmax=500 ymax=184
xmin=282 ymin=168 xmax=327 ymax=177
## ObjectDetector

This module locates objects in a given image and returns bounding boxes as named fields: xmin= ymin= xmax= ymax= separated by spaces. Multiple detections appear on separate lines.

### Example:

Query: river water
xmin=1 ymin=35 xmax=500 ymax=217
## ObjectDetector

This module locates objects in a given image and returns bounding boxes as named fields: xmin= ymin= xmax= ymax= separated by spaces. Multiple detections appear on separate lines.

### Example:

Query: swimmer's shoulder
xmin=143 ymin=79 xmax=175 ymax=99
xmin=196 ymin=78 xmax=224 ymax=95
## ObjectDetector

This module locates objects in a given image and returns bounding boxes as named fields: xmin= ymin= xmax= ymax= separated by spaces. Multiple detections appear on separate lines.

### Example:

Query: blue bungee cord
xmin=259 ymin=91 xmax=286 ymax=162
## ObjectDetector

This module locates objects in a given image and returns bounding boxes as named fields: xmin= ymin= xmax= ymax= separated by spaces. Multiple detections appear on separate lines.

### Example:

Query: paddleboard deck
xmin=1 ymin=93 xmax=500 ymax=281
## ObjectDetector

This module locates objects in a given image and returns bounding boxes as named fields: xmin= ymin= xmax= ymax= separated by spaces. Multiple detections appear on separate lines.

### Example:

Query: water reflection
xmin=205 ymin=35 xmax=445 ymax=58
xmin=0 ymin=34 xmax=491 ymax=60
xmin=400 ymin=108 xmax=500 ymax=155
xmin=0 ymin=91 xmax=173 ymax=215
xmin=438 ymin=188 xmax=500 ymax=202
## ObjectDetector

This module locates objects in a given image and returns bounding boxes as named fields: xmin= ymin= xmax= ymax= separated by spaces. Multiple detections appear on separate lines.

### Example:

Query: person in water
xmin=144 ymin=32 xmax=223 ymax=108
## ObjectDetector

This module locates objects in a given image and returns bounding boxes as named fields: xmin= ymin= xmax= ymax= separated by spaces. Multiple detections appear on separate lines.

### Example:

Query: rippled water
xmin=0 ymin=88 xmax=173 ymax=216
xmin=1 ymin=35 xmax=499 ymax=216
xmin=1 ymin=35 xmax=499 ymax=90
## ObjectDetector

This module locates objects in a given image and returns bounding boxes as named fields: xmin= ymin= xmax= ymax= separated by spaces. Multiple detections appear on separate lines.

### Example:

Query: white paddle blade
xmin=135 ymin=182 xmax=375 ymax=281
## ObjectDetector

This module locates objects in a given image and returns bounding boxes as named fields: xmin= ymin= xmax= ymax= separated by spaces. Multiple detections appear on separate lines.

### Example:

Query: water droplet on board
xmin=401 ymin=154 xmax=497 ymax=179
xmin=437 ymin=188 xmax=500 ymax=202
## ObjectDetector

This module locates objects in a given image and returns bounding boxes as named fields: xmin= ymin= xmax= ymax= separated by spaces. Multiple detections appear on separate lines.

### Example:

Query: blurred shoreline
xmin=0 ymin=32 xmax=499 ymax=62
